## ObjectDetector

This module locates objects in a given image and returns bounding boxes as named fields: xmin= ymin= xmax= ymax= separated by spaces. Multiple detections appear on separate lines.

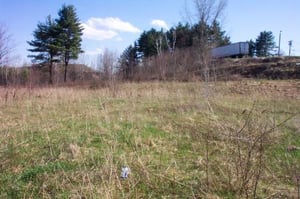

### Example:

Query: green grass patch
xmin=20 ymin=161 xmax=75 ymax=183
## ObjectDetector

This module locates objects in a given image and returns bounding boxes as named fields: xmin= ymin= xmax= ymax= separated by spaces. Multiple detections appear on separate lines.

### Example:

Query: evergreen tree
xmin=191 ymin=21 xmax=211 ymax=47
xmin=27 ymin=15 xmax=61 ymax=84
xmin=209 ymin=21 xmax=230 ymax=47
xmin=56 ymin=4 xmax=83 ymax=82
xmin=255 ymin=31 xmax=276 ymax=57
xmin=169 ymin=23 xmax=193 ymax=49
xmin=137 ymin=28 xmax=168 ymax=58
xmin=248 ymin=39 xmax=256 ymax=57
xmin=119 ymin=43 xmax=139 ymax=80
xmin=191 ymin=20 xmax=230 ymax=49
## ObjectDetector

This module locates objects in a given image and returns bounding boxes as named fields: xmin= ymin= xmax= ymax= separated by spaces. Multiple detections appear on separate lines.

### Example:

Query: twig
xmin=151 ymin=172 xmax=206 ymax=195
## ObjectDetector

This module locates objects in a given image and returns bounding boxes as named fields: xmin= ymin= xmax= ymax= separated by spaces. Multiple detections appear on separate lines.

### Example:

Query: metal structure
xmin=211 ymin=42 xmax=249 ymax=58
xmin=278 ymin=31 xmax=282 ymax=56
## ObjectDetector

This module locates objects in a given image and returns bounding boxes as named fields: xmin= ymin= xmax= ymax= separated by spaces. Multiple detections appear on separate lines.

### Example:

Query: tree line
xmin=117 ymin=4 xmax=277 ymax=81
xmin=117 ymin=28 xmax=278 ymax=81
xmin=0 ymin=0 xmax=281 ymax=86
xmin=118 ymin=1 xmax=231 ymax=81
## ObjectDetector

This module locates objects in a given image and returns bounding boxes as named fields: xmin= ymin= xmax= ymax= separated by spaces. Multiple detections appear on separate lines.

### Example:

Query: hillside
xmin=215 ymin=56 xmax=300 ymax=80
xmin=1 ymin=56 xmax=300 ymax=87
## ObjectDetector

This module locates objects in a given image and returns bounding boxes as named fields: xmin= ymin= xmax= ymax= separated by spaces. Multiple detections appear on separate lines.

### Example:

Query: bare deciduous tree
xmin=190 ymin=1 xmax=228 ymax=192
xmin=97 ymin=48 xmax=117 ymax=83
xmin=0 ymin=24 xmax=13 ymax=67
xmin=0 ymin=24 xmax=15 ymax=86
xmin=193 ymin=0 xmax=227 ymax=81
xmin=195 ymin=0 xmax=227 ymax=26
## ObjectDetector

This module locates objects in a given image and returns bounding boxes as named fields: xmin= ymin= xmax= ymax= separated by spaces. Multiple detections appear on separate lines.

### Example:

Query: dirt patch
xmin=214 ymin=56 xmax=300 ymax=80
xmin=225 ymin=80 xmax=300 ymax=100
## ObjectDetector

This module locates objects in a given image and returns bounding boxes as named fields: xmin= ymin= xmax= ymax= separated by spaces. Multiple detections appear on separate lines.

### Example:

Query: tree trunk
xmin=49 ymin=62 xmax=53 ymax=85
xmin=64 ymin=62 xmax=68 ymax=83
xmin=4 ymin=66 xmax=8 ymax=86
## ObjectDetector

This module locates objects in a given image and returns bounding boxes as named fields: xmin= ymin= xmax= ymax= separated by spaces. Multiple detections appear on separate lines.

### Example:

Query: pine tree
xmin=169 ymin=23 xmax=193 ymax=49
xmin=137 ymin=28 xmax=168 ymax=58
xmin=56 ymin=4 xmax=83 ymax=82
xmin=255 ymin=31 xmax=276 ymax=57
xmin=209 ymin=21 xmax=230 ymax=47
xmin=27 ymin=15 xmax=61 ymax=84
xmin=248 ymin=39 xmax=256 ymax=57
xmin=119 ymin=43 xmax=139 ymax=79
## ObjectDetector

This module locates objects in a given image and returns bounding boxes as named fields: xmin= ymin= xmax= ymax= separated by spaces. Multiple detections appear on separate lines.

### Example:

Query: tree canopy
xmin=247 ymin=31 xmax=276 ymax=57
xmin=118 ymin=19 xmax=230 ymax=80
xmin=255 ymin=31 xmax=276 ymax=57
xmin=27 ymin=15 xmax=61 ymax=84
xmin=56 ymin=4 xmax=83 ymax=82
xmin=27 ymin=4 xmax=83 ymax=84
xmin=119 ymin=43 xmax=139 ymax=80
xmin=121 ymin=20 xmax=230 ymax=60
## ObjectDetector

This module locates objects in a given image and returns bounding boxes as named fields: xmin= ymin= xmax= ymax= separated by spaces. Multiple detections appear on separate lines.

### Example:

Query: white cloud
xmin=90 ymin=17 xmax=141 ymax=33
xmin=84 ymin=48 xmax=103 ymax=56
xmin=82 ymin=17 xmax=141 ymax=41
xmin=82 ymin=23 xmax=118 ymax=41
xmin=151 ymin=19 xmax=169 ymax=30
xmin=116 ymin=36 xmax=123 ymax=42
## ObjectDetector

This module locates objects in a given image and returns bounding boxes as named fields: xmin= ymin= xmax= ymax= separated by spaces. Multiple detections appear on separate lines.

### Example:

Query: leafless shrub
xmin=0 ymin=24 xmax=14 ymax=67
xmin=214 ymin=103 xmax=298 ymax=198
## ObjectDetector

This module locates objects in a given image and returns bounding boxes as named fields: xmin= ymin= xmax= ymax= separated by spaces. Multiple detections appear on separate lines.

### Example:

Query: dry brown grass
xmin=0 ymin=80 xmax=299 ymax=198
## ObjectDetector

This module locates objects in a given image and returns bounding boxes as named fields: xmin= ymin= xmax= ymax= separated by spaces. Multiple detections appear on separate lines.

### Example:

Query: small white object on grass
xmin=121 ymin=166 xmax=130 ymax=179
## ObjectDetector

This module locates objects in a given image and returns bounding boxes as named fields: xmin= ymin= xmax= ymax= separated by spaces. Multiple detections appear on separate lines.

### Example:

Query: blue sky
xmin=0 ymin=0 xmax=299 ymax=66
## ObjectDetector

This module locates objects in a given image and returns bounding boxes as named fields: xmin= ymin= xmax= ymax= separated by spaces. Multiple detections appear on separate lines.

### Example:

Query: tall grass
xmin=0 ymin=80 xmax=299 ymax=198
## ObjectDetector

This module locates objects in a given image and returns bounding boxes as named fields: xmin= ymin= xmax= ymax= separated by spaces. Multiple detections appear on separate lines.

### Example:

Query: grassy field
xmin=0 ymin=80 xmax=299 ymax=198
